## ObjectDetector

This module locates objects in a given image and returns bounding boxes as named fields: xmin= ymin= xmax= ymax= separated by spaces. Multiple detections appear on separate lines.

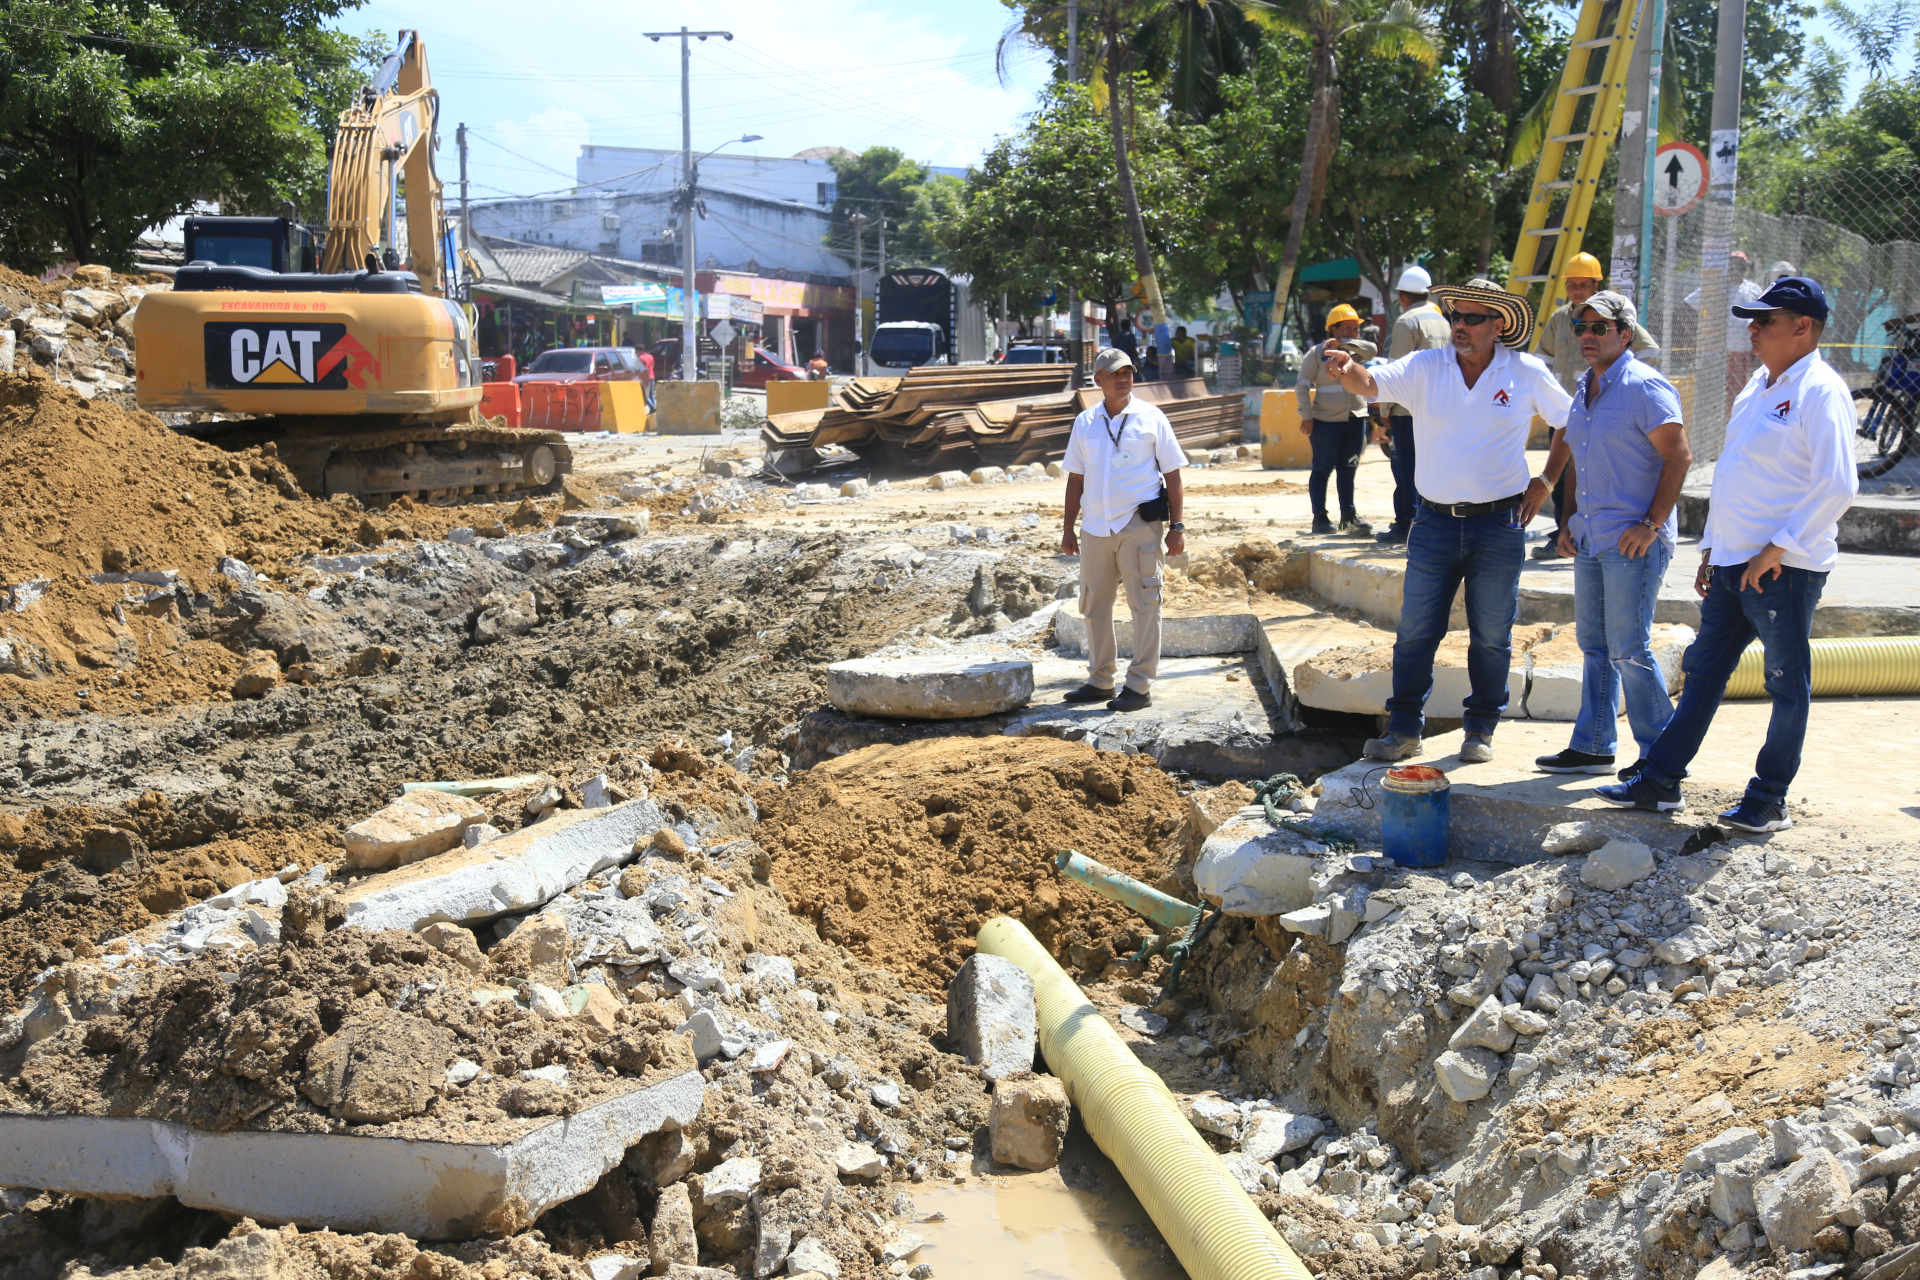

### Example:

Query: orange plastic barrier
xmin=479 ymin=382 xmax=521 ymax=427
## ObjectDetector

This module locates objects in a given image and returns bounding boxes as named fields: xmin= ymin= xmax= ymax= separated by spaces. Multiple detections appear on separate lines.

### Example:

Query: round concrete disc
xmin=826 ymin=655 xmax=1034 ymax=720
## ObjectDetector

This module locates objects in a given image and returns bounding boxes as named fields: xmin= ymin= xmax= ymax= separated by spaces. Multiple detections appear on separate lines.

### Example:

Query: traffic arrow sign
xmin=1654 ymin=142 xmax=1707 ymax=217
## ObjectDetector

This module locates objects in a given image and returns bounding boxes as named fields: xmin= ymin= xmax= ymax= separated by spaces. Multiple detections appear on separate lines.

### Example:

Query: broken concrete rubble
xmin=342 ymin=789 xmax=487 ymax=870
xmin=825 ymin=654 xmax=1034 ymax=719
xmin=989 ymin=1072 xmax=1070 ymax=1171
xmin=0 ymin=1070 xmax=703 ymax=1238
xmin=945 ymin=954 xmax=1037 ymax=1081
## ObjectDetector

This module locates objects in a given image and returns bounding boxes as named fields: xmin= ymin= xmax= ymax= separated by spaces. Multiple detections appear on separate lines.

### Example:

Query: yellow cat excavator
xmin=135 ymin=30 xmax=570 ymax=498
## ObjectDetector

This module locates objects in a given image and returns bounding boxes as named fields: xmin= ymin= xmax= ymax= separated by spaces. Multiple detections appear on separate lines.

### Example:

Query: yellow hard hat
xmin=1565 ymin=252 xmax=1604 ymax=281
xmin=1326 ymin=303 xmax=1362 ymax=328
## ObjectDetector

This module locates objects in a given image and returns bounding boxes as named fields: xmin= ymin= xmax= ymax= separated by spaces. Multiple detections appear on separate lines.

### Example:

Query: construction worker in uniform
xmin=1294 ymin=303 xmax=1377 ymax=535
xmin=1532 ymin=252 xmax=1660 ymax=559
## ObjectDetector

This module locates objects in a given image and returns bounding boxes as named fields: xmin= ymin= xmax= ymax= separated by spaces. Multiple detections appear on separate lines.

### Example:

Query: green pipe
xmin=977 ymin=917 xmax=1312 ymax=1280
xmin=1054 ymin=849 xmax=1200 ymax=933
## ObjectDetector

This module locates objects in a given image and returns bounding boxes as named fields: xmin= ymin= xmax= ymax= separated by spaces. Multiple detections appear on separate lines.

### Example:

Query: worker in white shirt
xmin=1060 ymin=347 xmax=1188 ymax=713
xmin=1686 ymin=249 xmax=1765 ymax=403
xmin=1599 ymin=277 xmax=1858 ymax=832
xmin=1323 ymin=279 xmax=1572 ymax=764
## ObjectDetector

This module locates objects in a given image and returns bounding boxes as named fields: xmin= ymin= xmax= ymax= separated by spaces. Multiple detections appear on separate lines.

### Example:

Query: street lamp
xmin=678 ymin=133 xmax=763 ymax=383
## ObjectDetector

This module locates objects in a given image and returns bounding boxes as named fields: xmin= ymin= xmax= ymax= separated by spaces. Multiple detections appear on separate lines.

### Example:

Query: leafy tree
xmin=823 ymin=146 xmax=961 ymax=271
xmin=1661 ymin=0 xmax=1814 ymax=145
xmin=935 ymin=84 xmax=1201 ymax=326
xmin=997 ymin=0 xmax=1279 ymax=350
xmin=0 ymin=0 xmax=375 ymax=269
xmin=1261 ymin=0 xmax=1440 ymax=346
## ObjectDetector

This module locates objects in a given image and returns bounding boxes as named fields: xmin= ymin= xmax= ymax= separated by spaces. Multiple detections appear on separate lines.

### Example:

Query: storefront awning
xmin=1299 ymin=257 xmax=1361 ymax=285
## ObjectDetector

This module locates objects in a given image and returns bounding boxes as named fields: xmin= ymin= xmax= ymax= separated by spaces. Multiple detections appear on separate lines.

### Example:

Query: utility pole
xmin=1607 ymin=7 xmax=1650 ymax=306
xmin=644 ymin=25 xmax=733 ymax=383
xmin=1692 ymin=0 xmax=1745 ymax=451
xmin=852 ymin=212 xmax=868 ymax=375
xmin=1066 ymin=0 xmax=1083 ymax=383
xmin=457 ymin=122 xmax=470 ymax=258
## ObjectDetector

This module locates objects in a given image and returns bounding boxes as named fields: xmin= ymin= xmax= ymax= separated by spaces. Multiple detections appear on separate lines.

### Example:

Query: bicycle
xmin=1854 ymin=312 xmax=1918 ymax=480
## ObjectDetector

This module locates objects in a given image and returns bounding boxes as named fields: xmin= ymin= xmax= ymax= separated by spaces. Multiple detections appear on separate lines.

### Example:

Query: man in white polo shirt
xmin=1324 ymin=278 xmax=1572 ymax=762
xmin=1599 ymin=276 xmax=1857 ymax=831
xmin=1060 ymin=347 xmax=1188 ymax=712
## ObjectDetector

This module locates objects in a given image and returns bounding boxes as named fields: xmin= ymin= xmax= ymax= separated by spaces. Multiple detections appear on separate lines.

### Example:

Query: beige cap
xmin=1578 ymin=290 xmax=1637 ymax=327
xmin=1092 ymin=347 xmax=1134 ymax=376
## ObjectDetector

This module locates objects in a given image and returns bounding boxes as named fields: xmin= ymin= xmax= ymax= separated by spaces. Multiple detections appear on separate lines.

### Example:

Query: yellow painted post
xmin=598 ymin=382 xmax=649 ymax=433
xmin=653 ymin=381 xmax=723 ymax=435
xmin=766 ymin=379 xmax=831 ymax=415
xmin=1259 ymin=390 xmax=1312 ymax=468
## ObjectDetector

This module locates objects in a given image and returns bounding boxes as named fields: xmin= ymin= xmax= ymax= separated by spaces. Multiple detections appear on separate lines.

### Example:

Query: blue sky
xmin=341 ymin=0 xmax=1055 ymax=204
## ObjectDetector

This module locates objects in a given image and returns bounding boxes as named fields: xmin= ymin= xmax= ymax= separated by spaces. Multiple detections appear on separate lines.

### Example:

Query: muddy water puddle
xmin=913 ymin=1127 xmax=1186 ymax=1279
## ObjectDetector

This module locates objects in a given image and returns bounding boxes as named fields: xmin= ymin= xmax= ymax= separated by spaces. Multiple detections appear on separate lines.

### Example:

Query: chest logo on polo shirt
xmin=1493 ymin=388 xmax=1511 ymax=407
xmin=1770 ymin=399 xmax=1791 ymax=422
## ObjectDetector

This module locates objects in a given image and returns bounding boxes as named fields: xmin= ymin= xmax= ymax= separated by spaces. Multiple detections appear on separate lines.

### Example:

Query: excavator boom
xmin=136 ymin=30 xmax=571 ymax=499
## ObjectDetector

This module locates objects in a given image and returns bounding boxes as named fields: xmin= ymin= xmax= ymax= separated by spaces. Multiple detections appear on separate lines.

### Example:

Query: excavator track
xmin=178 ymin=414 xmax=573 ymax=501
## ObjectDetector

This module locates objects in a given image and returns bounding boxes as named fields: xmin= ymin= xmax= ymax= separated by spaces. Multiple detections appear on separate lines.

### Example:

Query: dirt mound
xmin=0 ymin=372 xmax=370 ymax=588
xmin=2 ymin=904 xmax=690 ymax=1140
xmin=755 ymin=737 xmax=1190 ymax=995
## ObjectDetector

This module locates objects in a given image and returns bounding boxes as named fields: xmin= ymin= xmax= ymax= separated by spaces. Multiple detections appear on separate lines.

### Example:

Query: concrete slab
xmin=826 ymin=655 xmax=1034 ymax=720
xmin=1310 ymin=729 xmax=1698 ymax=865
xmin=0 ymin=1069 xmax=703 ymax=1239
xmin=795 ymin=655 xmax=1352 ymax=782
xmin=341 ymin=800 xmax=667 ymax=932
xmin=1193 ymin=813 xmax=1325 ymax=916
xmin=1289 ymin=622 xmax=1694 ymax=722
xmin=1306 ymin=538 xmax=1920 ymax=637
xmin=1052 ymin=605 xmax=1261 ymax=659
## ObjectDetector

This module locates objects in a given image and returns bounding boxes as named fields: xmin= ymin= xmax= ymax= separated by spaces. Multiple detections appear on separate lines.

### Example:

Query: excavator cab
xmin=182 ymin=216 xmax=320 ymax=274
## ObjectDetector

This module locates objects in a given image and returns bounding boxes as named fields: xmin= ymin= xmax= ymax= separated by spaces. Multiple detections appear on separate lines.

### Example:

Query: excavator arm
xmin=319 ymin=30 xmax=446 ymax=295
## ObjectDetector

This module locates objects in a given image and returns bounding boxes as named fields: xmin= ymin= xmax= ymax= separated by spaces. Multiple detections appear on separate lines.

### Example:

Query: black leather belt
xmin=1420 ymin=492 xmax=1526 ymax=518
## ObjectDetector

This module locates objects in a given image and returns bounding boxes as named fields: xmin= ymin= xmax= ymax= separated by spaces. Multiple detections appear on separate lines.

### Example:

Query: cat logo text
xmin=203 ymin=323 xmax=381 ymax=390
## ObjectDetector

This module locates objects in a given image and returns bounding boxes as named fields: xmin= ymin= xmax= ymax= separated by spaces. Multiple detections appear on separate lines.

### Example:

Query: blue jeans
xmin=1642 ymin=564 xmax=1827 ymax=804
xmin=1385 ymin=414 xmax=1417 ymax=532
xmin=1387 ymin=503 xmax=1527 ymax=738
xmin=1570 ymin=540 xmax=1675 ymax=757
xmin=1308 ymin=418 xmax=1365 ymax=522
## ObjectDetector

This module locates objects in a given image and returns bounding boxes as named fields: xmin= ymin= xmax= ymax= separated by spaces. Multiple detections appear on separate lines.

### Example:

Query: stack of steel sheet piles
xmin=760 ymin=368 xmax=1245 ymax=471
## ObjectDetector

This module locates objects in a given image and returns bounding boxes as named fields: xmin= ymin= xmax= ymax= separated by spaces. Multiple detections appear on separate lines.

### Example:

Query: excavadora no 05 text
xmin=134 ymin=31 xmax=571 ymax=499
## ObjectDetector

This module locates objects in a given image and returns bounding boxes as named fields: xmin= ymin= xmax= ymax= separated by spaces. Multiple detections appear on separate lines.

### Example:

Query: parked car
xmin=734 ymin=349 xmax=807 ymax=389
xmin=1003 ymin=342 xmax=1068 ymax=364
xmin=513 ymin=346 xmax=651 ymax=392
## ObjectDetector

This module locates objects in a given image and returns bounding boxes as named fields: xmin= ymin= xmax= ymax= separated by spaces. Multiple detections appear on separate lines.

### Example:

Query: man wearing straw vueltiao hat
xmin=1322 ymin=278 xmax=1572 ymax=763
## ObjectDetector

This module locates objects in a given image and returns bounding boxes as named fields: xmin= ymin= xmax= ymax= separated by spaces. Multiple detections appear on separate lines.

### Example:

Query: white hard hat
xmin=1396 ymin=265 xmax=1432 ymax=294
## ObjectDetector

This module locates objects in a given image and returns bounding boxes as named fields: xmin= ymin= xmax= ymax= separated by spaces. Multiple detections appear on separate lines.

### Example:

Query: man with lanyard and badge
xmin=1060 ymin=347 xmax=1188 ymax=712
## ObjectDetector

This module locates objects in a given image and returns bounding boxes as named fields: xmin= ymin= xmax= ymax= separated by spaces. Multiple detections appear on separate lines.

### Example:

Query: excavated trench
xmin=4 ymin=397 xmax=1917 ymax=1277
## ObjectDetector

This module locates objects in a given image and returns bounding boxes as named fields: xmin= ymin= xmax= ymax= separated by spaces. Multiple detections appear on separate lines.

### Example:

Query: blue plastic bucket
xmin=1381 ymin=765 xmax=1450 ymax=868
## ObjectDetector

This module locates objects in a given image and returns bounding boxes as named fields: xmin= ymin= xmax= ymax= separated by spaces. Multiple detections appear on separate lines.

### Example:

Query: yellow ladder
xmin=1505 ymin=0 xmax=1642 ymax=344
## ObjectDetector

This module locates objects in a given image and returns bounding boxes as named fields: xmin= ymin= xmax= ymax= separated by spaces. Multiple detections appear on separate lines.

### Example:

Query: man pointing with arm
xmin=1324 ymin=278 xmax=1571 ymax=764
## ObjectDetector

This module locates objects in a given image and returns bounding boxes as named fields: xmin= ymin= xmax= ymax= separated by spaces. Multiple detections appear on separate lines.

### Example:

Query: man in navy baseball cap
xmin=1731 ymin=275 xmax=1829 ymax=323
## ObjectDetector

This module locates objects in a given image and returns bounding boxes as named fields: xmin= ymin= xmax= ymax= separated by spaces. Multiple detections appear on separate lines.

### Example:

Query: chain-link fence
xmin=1643 ymin=165 xmax=1920 ymax=491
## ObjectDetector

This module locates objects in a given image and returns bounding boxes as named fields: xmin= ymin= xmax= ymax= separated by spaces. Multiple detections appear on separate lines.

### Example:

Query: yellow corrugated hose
xmin=1723 ymin=636 xmax=1920 ymax=699
xmin=976 ymin=917 xmax=1312 ymax=1280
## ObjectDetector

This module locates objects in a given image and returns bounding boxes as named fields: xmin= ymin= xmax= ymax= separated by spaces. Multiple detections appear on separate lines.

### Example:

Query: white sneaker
xmin=1459 ymin=734 xmax=1494 ymax=764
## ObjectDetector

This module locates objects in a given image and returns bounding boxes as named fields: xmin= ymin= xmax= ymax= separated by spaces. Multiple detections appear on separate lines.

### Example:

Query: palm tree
xmin=998 ymin=1 xmax=1276 ymax=352
xmin=1262 ymin=0 xmax=1439 ymax=350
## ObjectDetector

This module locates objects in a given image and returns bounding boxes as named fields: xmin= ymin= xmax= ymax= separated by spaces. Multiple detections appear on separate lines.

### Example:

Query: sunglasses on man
xmin=1570 ymin=321 xmax=1621 ymax=336
xmin=1443 ymin=309 xmax=1497 ymax=327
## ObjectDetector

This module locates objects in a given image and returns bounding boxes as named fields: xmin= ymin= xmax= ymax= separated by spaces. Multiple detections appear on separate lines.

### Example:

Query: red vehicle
xmin=734 ymin=348 xmax=807 ymax=389
xmin=513 ymin=346 xmax=652 ymax=394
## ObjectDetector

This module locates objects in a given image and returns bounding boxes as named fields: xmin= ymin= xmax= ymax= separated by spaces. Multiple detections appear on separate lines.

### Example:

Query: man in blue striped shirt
xmin=1528 ymin=291 xmax=1693 ymax=776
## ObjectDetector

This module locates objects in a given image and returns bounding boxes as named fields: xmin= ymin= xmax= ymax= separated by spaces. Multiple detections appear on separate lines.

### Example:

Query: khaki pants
xmin=1080 ymin=513 xmax=1165 ymax=693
